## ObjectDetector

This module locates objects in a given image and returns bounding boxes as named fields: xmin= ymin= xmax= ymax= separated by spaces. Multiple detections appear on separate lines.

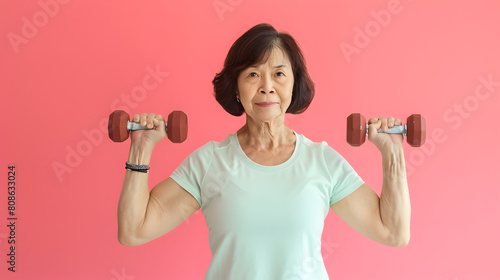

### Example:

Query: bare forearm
xmin=117 ymin=142 xmax=154 ymax=245
xmin=379 ymin=144 xmax=411 ymax=246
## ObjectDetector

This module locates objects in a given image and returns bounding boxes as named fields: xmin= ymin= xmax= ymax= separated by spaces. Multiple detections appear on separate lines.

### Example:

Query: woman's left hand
xmin=367 ymin=116 xmax=404 ymax=154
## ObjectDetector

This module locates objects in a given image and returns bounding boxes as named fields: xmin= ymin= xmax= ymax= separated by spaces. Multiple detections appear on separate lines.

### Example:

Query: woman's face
xmin=236 ymin=47 xmax=294 ymax=123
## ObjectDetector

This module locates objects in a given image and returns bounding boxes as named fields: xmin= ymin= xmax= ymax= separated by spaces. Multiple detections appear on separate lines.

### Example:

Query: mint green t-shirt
xmin=170 ymin=132 xmax=364 ymax=280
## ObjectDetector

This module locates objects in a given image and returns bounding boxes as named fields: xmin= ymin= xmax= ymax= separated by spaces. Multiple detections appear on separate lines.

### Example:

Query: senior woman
xmin=117 ymin=23 xmax=410 ymax=279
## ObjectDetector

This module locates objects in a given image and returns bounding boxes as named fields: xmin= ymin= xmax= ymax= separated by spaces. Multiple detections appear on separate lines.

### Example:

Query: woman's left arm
xmin=330 ymin=116 xmax=410 ymax=247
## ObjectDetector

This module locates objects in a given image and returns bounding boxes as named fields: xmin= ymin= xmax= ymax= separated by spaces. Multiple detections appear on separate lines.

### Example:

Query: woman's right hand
xmin=129 ymin=113 xmax=167 ymax=147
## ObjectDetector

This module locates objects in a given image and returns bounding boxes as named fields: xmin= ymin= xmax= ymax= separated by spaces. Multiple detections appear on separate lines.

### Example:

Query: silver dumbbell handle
xmin=127 ymin=121 xmax=168 ymax=131
xmin=366 ymin=124 xmax=407 ymax=136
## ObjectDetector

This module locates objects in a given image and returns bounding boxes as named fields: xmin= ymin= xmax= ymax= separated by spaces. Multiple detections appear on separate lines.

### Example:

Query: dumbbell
xmin=108 ymin=110 xmax=188 ymax=143
xmin=346 ymin=113 xmax=426 ymax=147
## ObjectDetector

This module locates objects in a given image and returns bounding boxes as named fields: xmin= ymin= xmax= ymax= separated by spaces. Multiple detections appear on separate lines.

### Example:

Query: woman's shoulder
xmin=298 ymin=133 xmax=330 ymax=149
xmin=298 ymin=133 xmax=344 ymax=158
xmin=191 ymin=134 xmax=234 ymax=155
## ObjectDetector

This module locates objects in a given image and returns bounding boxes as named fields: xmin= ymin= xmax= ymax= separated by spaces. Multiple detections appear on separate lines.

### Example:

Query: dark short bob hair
xmin=213 ymin=23 xmax=315 ymax=116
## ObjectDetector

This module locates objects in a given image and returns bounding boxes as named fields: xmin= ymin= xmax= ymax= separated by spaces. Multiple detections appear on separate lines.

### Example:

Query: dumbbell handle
xmin=127 ymin=121 xmax=168 ymax=131
xmin=367 ymin=124 xmax=407 ymax=135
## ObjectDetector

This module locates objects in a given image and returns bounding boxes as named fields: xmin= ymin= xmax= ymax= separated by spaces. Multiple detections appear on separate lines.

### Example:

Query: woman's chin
xmin=248 ymin=112 xmax=284 ymax=123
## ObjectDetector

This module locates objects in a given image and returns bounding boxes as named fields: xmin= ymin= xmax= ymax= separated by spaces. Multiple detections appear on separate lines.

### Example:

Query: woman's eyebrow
xmin=248 ymin=64 xmax=287 ymax=69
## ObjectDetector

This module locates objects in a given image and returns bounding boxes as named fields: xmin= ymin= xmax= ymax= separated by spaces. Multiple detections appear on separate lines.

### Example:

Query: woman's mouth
xmin=255 ymin=102 xmax=278 ymax=107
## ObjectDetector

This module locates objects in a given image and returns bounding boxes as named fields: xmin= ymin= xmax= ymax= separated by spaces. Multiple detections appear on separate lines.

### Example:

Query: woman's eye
xmin=276 ymin=72 xmax=285 ymax=76
xmin=249 ymin=73 xmax=258 ymax=77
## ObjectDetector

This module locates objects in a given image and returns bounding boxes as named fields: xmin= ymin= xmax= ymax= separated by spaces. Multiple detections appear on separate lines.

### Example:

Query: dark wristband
xmin=125 ymin=167 xmax=149 ymax=173
xmin=125 ymin=162 xmax=150 ymax=173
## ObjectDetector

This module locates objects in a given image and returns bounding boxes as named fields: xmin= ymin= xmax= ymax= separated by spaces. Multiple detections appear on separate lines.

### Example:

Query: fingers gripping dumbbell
xmin=346 ymin=113 xmax=426 ymax=147
xmin=108 ymin=110 xmax=188 ymax=143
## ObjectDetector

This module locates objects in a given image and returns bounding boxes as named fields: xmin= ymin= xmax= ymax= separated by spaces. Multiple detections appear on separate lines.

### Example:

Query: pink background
xmin=1 ymin=0 xmax=499 ymax=279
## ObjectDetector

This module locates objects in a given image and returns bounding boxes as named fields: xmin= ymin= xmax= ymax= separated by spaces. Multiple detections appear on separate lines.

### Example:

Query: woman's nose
xmin=259 ymin=76 xmax=275 ymax=94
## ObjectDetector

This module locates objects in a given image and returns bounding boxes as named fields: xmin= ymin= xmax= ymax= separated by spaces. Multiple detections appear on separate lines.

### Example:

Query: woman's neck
xmin=237 ymin=115 xmax=295 ymax=149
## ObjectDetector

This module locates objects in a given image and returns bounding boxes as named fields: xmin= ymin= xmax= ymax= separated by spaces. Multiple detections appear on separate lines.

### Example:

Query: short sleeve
xmin=170 ymin=142 xmax=214 ymax=207
xmin=322 ymin=143 xmax=365 ymax=205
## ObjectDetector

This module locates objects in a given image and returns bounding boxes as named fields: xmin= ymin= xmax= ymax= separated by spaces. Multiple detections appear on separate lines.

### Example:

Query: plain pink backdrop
xmin=1 ymin=0 xmax=499 ymax=279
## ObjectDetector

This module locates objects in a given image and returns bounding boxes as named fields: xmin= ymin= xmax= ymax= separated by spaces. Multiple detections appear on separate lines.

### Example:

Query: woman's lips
xmin=255 ymin=102 xmax=278 ymax=107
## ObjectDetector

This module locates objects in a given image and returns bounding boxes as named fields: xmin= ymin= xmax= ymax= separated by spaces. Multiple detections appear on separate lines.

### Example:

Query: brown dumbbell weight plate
xmin=347 ymin=113 xmax=367 ymax=146
xmin=108 ymin=110 xmax=130 ymax=142
xmin=406 ymin=114 xmax=426 ymax=147
xmin=167 ymin=111 xmax=188 ymax=143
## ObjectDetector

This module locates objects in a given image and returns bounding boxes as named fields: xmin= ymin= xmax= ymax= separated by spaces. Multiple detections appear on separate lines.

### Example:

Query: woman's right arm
xmin=117 ymin=113 xmax=200 ymax=246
